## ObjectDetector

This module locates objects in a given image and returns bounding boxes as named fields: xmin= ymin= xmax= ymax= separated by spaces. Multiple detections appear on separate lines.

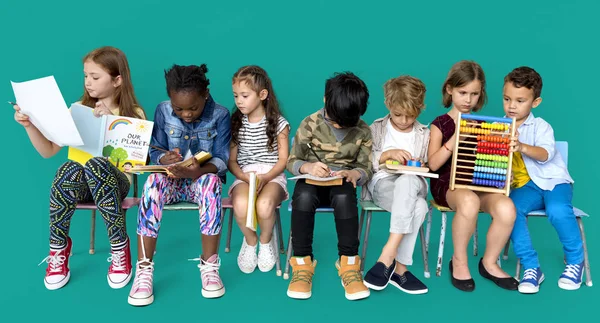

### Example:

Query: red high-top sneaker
xmin=107 ymin=239 xmax=133 ymax=289
xmin=39 ymin=237 xmax=72 ymax=290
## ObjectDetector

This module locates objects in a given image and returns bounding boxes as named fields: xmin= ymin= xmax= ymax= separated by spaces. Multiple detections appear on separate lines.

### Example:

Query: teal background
xmin=1 ymin=0 xmax=598 ymax=321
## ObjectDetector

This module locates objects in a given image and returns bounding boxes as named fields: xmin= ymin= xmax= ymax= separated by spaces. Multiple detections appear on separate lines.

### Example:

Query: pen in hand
xmin=307 ymin=143 xmax=332 ymax=176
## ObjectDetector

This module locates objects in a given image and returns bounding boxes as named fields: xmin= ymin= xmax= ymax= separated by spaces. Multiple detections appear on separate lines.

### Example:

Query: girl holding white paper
xmin=13 ymin=46 xmax=146 ymax=291
xmin=228 ymin=65 xmax=290 ymax=274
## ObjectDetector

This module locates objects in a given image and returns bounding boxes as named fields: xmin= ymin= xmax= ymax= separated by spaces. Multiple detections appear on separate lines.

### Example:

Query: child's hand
xmin=256 ymin=174 xmax=269 ymax=193
xmin=509 ymin=131 xmax=522 ymax=152
xmin=334 ymin=169 xmax=361 ymax=188
xmin=167 ymin=154 xmax=201 ymax=179
xmin=93 ymin=101 xmax=113 ymax=117
xmin=13 ymin=104 xmax=32 ymax=127
xmin=159 ymin=148 xmax=183 ymax=165
xmin=385 ymin=149 xmax=412 ymax=165
xmin=301 ymin=162 xmax=330 ymax=177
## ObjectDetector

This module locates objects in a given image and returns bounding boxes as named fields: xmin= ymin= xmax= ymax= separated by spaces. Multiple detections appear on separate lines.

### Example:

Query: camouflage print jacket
xmin=287 ymin=109 xmax=373 ymax=186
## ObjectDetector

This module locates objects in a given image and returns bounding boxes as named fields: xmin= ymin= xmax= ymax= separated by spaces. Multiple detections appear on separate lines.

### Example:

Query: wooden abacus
xmin=450 ymin=113 xmax=516 ymax=196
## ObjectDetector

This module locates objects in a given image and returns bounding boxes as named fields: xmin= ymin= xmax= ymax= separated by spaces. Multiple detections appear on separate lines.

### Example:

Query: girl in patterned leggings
xmin=13 ymin=46 xmax=146 ymax=290
xmin=128 ymin=64 xmax=232 ymax=306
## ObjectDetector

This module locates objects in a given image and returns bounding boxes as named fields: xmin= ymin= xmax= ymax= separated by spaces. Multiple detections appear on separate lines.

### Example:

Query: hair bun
xmin=199 ymin=64 xmax=208 ymax=74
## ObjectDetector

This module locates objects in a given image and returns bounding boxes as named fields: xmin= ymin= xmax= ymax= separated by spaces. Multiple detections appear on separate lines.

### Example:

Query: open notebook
xmin=289 ymin=174 xmax=343 ymax=186
xmin=126 ymin=151 xmax=212 ymax=174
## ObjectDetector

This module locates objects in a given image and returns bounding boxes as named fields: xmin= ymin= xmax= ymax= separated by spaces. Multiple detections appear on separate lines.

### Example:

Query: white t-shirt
xmin=382 ymin=121 xmax=416 ymax=157
xmin=368 ymin=122 xmax=416 ymax=193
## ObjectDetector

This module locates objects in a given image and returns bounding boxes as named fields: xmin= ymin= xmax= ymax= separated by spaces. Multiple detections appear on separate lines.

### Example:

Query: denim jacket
xmin=149 ymin=95 xmax=232 ymax=183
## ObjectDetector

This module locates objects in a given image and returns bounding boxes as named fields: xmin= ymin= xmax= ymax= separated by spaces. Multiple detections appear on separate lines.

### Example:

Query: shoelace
xmin=38 ymin=251 xmax=66 ymax=273
xmin=291 ymin=269 xmax=314 ymax=284
xmin=131 ymin=259 xmax=154 ymax=292
xmin=107 ymin=250 xmax=126 ymax=271
xmin=522 ymin=269 xmax=538 ymax=281
xmin=562 ymin=264 xmax=582 ymax=279
xmin=189 ymin=256 xmax=222 ymax=285
xmin=340 ymin=269 xmax=363 ymax=286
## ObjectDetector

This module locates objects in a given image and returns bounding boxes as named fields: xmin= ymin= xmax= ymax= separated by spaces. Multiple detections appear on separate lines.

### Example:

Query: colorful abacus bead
xmin=472 ymin=178 xmax=505 ymax=188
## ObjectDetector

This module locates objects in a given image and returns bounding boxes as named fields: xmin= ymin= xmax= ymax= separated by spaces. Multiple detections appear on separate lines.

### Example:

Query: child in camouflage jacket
xmin=285 ymin=72 xmax=373 ymax=301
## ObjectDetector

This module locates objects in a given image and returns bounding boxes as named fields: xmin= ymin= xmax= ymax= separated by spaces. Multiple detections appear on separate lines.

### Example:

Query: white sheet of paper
xmin=11 ymin=76 xmax=83 ymax=147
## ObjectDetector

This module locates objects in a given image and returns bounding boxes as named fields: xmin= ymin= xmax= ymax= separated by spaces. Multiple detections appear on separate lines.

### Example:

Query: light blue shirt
xmin=511 ymin=112 xmax=573 ymax=190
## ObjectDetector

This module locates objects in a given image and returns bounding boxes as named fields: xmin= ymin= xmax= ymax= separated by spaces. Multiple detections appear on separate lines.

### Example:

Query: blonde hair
xmin=383 ymin=75 xmax=426 ymax=117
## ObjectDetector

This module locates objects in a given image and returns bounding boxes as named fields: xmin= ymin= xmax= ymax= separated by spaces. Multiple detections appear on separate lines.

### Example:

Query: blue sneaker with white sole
xmin=518 ymin=267 xmax=544 ymax=294
xmin=558 ymin=261 xmax=584 ymax=290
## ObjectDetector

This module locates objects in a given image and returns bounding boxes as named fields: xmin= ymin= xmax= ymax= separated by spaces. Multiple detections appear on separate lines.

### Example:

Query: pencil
xmin=307 ymin=143 xmax=332 ymax=174
xmin=149 ymin=145 xmax=169 ymax=153
xmin=7 ymin=101 xmax=16 ymax=106
xmin=307 ymin=143 xmax=323 ymax=163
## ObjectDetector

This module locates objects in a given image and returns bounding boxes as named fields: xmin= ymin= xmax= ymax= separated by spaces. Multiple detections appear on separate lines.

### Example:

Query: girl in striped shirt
xmin=228 ymin=65 xmax=290 ymax=274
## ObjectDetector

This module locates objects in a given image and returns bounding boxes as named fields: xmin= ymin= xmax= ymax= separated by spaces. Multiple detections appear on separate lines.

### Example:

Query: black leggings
xmin=49 ymin=157 xmax=130 ymax=247
xmin=291 ymin=180 xmax=359 ymax=258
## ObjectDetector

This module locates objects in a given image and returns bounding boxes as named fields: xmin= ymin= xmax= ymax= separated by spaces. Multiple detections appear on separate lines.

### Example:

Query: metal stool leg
xmin=273 ymin=215 xmax=282 ymax=277
xmin=578 ymin=218 xmax=593 ymax=287
xmin=360 ymin=211 xmax=372 ymax=273
xmin=503 ymin=240 xmax=510 ymax=260
xmin=420 ymin=225 xmax=430 ymax=278
xmin=89 ymin=210 xmax=96 ymax=255
xmin=283 ymin=229 xmax=293 ymax=280
xmin=225 ymin=209 xmax=233 ymax=253
xmin=436 ymin=212 xmax=447 ymax=277
xmin=276 ymin=209 xmax=285 ymax=254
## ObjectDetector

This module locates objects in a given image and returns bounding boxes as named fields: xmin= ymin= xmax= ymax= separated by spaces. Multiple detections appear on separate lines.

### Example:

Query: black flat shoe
xmin=449 ymin=260 xmax=475 ymax=292
xmin=478 ymin=258 xmax=518 ymax=291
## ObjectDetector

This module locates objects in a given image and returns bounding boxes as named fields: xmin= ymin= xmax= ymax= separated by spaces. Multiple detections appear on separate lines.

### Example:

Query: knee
xmin=546 ymin=203 xmax=574 ymax=223
xmin=491 ymin=198 xmax=516 ymax=225
xmin=55 ymin=161 xmax=84 ymax=182
xmin=194 ymin=173 xmax=221 ymax=190
xmin=256 ymin=198 xmax=277 ymax=220
xmin=415 ymin=198 xmax=428 ymax=220
xmin=394 ymin=174 xmax=419 ymax=188
xmin=331 ymin=190 xmax=357 ymax=207
xmin=455 ymin=192 xmax=480 ymax=220
xmin=292 ymin=189 xmax=318 ymax=211
xmin=232 ymin=196 xmax=248 ymax=218
xmin=84 ymin=157 xmax=110 ymax=171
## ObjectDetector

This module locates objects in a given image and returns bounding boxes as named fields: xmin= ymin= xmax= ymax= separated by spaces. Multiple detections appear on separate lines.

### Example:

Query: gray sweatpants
xmin=371 ymin=174 xmax=428 ymax=266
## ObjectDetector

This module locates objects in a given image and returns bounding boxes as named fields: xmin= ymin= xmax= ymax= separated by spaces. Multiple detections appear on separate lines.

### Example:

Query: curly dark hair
xmin=165 ymin=64 xmax=210 ymax=95
xmin=231 ymin=65 xmax=283 ymax=152
xmin=504 ymin=66 xmax=543 ymax=98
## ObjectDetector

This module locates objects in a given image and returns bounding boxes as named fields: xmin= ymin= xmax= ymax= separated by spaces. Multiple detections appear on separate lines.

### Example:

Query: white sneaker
xmin=258 ymin=237 xmax=277 ymax=272
xmin=237 ymin=237 xmax=258 ymax=274
xmin=127 ymin=259 xmax=154 ymax=306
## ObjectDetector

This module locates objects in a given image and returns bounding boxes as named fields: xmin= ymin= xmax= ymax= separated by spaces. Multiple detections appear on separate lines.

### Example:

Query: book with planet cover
xmin=67 ymin=103 xmax=154 ymax=172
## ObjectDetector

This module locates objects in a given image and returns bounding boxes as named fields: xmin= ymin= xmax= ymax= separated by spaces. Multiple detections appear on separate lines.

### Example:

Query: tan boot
xmin=336 ymin=255 xmax=370 ymax=300
xmin=287 ymin=256 xmax=316 ymax=299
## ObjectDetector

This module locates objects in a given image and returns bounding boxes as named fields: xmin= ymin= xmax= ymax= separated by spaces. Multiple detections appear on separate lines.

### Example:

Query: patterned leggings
xmin=50 ymin=157 xmax=130 ymax=248
xmin=137 ymin=173 xmax=222 ymax=238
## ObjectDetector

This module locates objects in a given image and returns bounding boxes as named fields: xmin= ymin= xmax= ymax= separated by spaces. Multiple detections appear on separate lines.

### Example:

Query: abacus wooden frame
xmin=449 ymin=112 xmax=517 ymax=196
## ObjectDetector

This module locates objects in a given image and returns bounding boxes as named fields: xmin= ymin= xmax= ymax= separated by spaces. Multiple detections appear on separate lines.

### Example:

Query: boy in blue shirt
xmin=504 ymin=66 xmax=583 ymax=293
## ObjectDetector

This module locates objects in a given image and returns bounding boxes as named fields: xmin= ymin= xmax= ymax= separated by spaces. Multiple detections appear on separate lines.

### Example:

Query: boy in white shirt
xmin=363 ymin=75 xmax=430 ymax=294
